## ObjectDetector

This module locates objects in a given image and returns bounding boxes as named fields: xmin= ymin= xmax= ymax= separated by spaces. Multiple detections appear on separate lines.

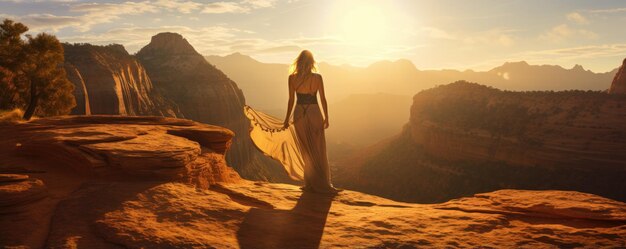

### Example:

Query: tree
xmin=0 ymin=19 xmax=29 ymax=110
xmin=0 ymin=19 xmax=75 ymax=120
xmin=21 ymin=33 xmax=75 ymax=119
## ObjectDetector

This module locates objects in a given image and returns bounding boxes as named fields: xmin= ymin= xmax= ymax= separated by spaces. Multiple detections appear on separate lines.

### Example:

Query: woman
xmin=244 ymin=50 xmax=340 ymax=194
xmin=282 ymin=50 xmax=340 ymax=194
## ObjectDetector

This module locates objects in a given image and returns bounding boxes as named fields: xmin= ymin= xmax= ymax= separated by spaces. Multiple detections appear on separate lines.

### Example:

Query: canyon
xmin=62 ymin=33 xmax=288 ymax=182
xmin=1 ymin=116 xmax=625 ymax=248
xmin=336 ymin=81 xmax=626 ymax=203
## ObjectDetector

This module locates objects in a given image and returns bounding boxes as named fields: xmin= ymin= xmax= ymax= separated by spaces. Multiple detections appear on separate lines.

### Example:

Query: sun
xmin=330 ymin=1 xmax=394 ymax=48
xmin=341 ymin=5 xmax=388 ymax=45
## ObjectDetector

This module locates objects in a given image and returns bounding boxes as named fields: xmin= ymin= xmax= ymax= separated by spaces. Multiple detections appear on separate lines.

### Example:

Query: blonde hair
xmin=289 ymin=50 xmax=318 ymax=77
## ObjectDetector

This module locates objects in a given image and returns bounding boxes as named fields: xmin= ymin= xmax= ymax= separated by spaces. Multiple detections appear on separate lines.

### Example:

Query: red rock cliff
xmin=136 ymin=32 xmax=288 ymax=182
xmin=409 ymin=82 xmax=626 ymax=170
xmin=609 ymin=58 xmax=626 ymax=94
xmin=63 ymin=44 xmax=181 ymax=117
xmin=336 ymin=81 xmax=626 ymax=203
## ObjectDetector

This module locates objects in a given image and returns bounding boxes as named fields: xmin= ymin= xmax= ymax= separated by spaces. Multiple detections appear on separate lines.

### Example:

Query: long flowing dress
xmin=244 ymin=77 xmax=335 ymax=192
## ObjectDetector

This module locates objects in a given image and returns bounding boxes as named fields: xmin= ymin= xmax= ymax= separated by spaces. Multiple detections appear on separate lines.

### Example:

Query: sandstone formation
xmin=609 ymin=58 xmax=626 ymax=94
xmin=1 ymin=116 xmax=624 ymax=248
xmin=136 ymin=33 xmax=287 ymax=182
xmin=63 ymin=43 xmax=181 ymax=117
xmin=93 ymin=183 xmax=626 ymax=248
xmin=0 ymin=115 xmax=240 ymax=247
xmin=0 ymin=174 xmax=46 ymax=212
xmin=336 ymin=81 xmax=626 ymax=203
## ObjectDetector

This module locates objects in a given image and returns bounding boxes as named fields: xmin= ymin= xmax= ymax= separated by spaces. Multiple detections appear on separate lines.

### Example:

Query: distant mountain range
xmin=206 ymin=53 xmax=619 ymax=111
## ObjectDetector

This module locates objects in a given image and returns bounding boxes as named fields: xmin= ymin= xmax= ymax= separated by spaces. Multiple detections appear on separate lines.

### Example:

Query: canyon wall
xmin=63 ymin=44 xmax=181 ymax=117
xmin=62 ymin=37 xmax=289 ymax=182
xmin=135 ymin=33 xmax=288 ymax=181
xmin=409 ymin=81 xmax=626 ymax=169
xmin=610 ymin=58 xmax=626 ymax=94
xmin=336 ymin=81 xmax=626 ymax=203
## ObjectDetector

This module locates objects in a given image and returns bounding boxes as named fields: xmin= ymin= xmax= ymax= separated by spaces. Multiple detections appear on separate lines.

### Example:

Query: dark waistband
xmin=296 ymin=93 xmax=317 ymax=104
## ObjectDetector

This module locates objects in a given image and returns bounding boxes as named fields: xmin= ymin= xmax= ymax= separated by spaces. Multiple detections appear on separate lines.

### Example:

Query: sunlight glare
xmin=331 ymin=1 xmax=395 ymax=48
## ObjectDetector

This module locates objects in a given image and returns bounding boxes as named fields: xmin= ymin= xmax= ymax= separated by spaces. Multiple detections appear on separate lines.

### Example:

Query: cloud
xmin=414 ymin=27 xmax=515 ymax=47
xmin=202 ymin=2 xmax=248 ymax=14
xmin=243 ymin=0 xmax=277 ymax=8
xmin=566 ymin=12 xmax=589 ymax=25
xmin=539 ymin=24 xmax=598 ymax=43
xmin=2 ymin=0 xmax=278 ymax=32
xmin=0 ymin=0 xmax=77 ymax=2
xmin=588 ymin=8 xmax=626 ymax=14
xmin=201 ymin=0 xmax=277 ymax=14
xmin=153 ymin=0 xmax=202 ymax=14
xmin=289 ymin=37 xmax=342 ymax=45
xmin=255 ymin=45 xmax=302 ymax=54
xmin=1 ymin=1 xmax=159 ymax=32
xmin=528 ymin=44 xmax=626 ymax=59
xmin=421 ymin=27 xmax=456 ymax=40
xmin=0 ymin=13 xmax=83 ymax=32
xmin=70 ymin=2 xmax=158 ymax=14
xmin=463 ymin=29 xmax=517 ymax=47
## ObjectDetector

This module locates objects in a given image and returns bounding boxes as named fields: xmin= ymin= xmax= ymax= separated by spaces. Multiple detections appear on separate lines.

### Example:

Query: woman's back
xmin=292 ymin=73 xmax=321 ymax=94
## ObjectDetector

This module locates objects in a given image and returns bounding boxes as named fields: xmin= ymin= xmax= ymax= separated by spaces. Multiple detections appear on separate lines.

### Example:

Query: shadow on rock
xmin=237 ymin=191 xmax=334 ymax=249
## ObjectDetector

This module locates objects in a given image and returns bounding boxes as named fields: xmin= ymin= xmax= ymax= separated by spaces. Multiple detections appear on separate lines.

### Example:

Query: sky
xmin=1 ymin=0 xmax=626 ymax=72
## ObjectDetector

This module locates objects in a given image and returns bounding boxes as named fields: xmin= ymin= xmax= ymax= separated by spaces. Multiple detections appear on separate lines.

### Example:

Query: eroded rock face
xmin=0 ymin=174 xmax=47 ymax=211
xmin=3 ymin=115 xmax=239 ymax=185
xmin=136 ymin=32 xmax=287 ymax=182
xmin=67 ymin=182 xmax=626 ymax=248
xmin=609 ymin=58 xmax=626 ymax=94
xmin=0 ymin=116 xmax=624 ymax=248
xmin=63 ymin=44 xmax=181 ymax=117
xmin=0 ymin=116 xmax=240 ymax=247
xmin=336 ymin=81 xmax=626 ymax=203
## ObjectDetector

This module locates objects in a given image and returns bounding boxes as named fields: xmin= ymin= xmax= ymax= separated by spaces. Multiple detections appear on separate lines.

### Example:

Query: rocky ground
xmin=1 ymin=116 xmax=625 ymax=248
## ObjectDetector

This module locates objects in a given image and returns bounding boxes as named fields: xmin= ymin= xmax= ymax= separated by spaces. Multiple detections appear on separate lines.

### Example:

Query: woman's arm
xmin=318 ymin=74 xmax=330 ymax=129
xmin=283 ymin=75 xmax=296 ymax=128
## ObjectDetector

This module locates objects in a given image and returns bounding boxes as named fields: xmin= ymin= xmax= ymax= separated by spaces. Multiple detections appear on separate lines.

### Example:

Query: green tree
xmin=21 ymin=33 xmax=75 ymax=119
xmin=0 ymin=19 xmax=29 ymax=110
xmin=0 ymin=19 xmax=75 ymax=120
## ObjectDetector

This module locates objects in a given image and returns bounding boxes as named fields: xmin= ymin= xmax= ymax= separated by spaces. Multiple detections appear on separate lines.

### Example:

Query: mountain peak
xmin=367 ymin=58 xmax=417 ymax=71
xmin=395 ymin=58 xmax=417 ymax=67
xmin=489 ymin=61 xmax=530 ymax=73
xmin=572 ymin=64 xmax=585 ymax=71
xmin=137 ymin=32 xmax=199 ymax=57
xmin=225 ymin=52 xmax=258 ymax=62
xmin=503 ymin=61 xmax=530 ymax=67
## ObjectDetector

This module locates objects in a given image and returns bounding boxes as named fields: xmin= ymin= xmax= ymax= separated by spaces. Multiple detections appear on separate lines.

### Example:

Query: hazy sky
xmin=2 ymin=0 xmax=626 ymax=72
